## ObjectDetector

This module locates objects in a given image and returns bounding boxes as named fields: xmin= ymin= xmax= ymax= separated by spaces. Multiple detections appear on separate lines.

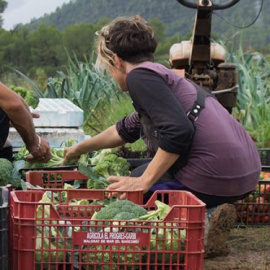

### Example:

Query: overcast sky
xmin=2 ymin=0 xmax=71 ymax=30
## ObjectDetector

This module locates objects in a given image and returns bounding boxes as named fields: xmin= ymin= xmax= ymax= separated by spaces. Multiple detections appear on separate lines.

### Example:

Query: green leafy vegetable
xmin=92 ymin=199 xmax=148 ymax=220
xmin=10 ymin=85 xmax=40 ymax=109
xmin=0 ymin=158 xmax=23 ymax=188
xmin=0 ymin=158 xmax=13 ymax=186
xmin=78 ymin=149 xmax=130 ymax=190
xmin=85 ymin=199 xmax=186 ymax=266
xmin=14 ymin=146 xmax=76 ymax=168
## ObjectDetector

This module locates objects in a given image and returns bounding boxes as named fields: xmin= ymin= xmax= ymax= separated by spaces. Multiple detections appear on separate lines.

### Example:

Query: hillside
xmin=25 ymin=0 xmax=269 ymax=49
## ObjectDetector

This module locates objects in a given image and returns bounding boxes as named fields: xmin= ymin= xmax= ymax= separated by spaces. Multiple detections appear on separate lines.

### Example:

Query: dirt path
xmin=204 ymin=227 xmax=270 ymax=270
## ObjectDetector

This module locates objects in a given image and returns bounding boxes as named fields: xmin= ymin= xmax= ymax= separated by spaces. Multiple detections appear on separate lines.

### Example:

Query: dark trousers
xmin=131 ymin=163 xmax=251 ymax=208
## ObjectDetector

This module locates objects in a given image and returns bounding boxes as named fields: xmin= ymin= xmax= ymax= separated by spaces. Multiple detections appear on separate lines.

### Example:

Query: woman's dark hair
xmin=98 ymin=15 xmax=158 ymax=64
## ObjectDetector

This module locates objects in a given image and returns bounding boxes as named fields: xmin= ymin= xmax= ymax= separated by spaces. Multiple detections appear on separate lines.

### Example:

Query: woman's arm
xmin=63 ymin=125 xmax=126 ymax=164
xmin=107 ymin=147 xmax=180 ymax=193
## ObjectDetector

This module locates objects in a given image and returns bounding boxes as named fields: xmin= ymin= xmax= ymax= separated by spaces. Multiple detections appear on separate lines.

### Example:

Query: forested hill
xmin=23 ymin=0 xmax=270 ymax=49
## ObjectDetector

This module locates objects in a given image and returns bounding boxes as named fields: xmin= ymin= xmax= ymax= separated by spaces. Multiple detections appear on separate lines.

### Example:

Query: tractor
xmin=169 ymin=0 xmax=241 ymax=113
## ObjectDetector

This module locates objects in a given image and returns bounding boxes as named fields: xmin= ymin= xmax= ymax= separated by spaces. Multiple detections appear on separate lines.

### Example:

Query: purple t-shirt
xmin=116 ymin=62 xmax=261 ymax=196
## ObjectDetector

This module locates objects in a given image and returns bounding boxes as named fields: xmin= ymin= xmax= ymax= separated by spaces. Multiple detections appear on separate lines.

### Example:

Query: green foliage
xmin=0 ymin=158 xmax=23 ymax=188
xmin=14 ymin=146 xmax=76 ymax=169
xmin=23 ymin=0 xmax=270 ymax=50
xmin=0 ymin=158 xmax=13 ymax=186
xmin=227 ymin=40 xmax=270 ymax=147
xmin=0 ymin=0 xmax=7 ymax=13
xmin=89 ymin=93 xmax=148 ymax=153
xmin=7 ymin=52 xmax=121 ymax=132
xmin=0 ymin=0 xmax=269 ymax=82
xmin=78 ymin=149 xmax=130 ymax=190
xmin=9 ymin=85 xmax=40 ymax=108
xmin=92 ymin=154 xmax=130 ymax=178
xmin=86 ymin=177 xmax=111 ymax=190
xmin=0 ymin=0 xmax=7 ymax=27
xmin=62 ymin=24 xmax=97 ymax=58
xmin=62 ymin=54 xmax=121 ymax=128
xmin=27 ymin=24 xmax=65 ymax=75
xmin=78 ymin=163 xmax=111 ymax=189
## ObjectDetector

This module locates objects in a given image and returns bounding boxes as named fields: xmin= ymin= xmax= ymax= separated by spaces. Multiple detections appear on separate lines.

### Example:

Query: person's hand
xmin=31 ymin=113 xmax=40 ymax=119
xmin=106 ymin=175 xmax=150 ymax=194
xmin=26 ymin=136 xmax=52 ymax=163
xmin=63 ymin=146 xmax=81 ymax=165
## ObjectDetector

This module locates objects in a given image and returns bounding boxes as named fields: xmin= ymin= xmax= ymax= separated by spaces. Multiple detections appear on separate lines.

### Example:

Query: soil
xmin=204 ymin=226 xmax=270 ymax=270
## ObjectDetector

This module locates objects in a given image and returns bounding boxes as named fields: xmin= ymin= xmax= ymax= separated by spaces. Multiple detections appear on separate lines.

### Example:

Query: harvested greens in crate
xmin=10 ymin=189 xmax=205 ymax=270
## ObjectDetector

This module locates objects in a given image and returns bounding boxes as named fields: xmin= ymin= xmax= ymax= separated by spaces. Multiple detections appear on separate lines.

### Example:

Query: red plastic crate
xmin=25 ymin=170 xmax=89 ymax=189
xmin=9 ymin=189 xmax=205 ymax=270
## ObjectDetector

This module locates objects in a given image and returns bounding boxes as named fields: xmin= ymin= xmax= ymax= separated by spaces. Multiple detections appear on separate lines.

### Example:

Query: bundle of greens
xmin=14 ymin=146 xmax=78 ymax=169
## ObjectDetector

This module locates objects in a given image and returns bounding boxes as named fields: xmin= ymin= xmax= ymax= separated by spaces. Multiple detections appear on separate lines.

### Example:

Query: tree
xmin=149 ymin=18 xmax=166 ymax=43
xmin=28 ymin=24 xmax=65 ymax=75
xmin=0 ymin=0 xmax=7 ymax=27
xmin=62 ymin=24 xmax=96 ymax=61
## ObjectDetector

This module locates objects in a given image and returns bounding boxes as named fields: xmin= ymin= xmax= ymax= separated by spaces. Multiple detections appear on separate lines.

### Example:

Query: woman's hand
xmin=63 ymin=146 xmax=81 ymax=165
xmin=106 ymin=175 xmax=150 ymax=194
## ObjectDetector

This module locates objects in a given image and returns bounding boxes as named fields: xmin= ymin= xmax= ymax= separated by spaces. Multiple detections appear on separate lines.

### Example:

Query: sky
xmin=2 ymin=0 xmax=71 ymax=30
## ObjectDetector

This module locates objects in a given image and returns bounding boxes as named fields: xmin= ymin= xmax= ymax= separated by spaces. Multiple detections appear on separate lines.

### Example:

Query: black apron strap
xmin=187 ymin=81 xmax=216 ymax=123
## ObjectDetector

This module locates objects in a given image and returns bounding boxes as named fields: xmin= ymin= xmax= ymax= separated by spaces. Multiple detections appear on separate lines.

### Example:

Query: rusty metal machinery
xmin=170 ymin=0 xmax=241 ymax=113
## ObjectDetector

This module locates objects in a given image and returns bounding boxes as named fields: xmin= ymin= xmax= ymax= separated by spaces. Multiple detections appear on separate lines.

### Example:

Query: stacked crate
xmin=0 ymin=187 xmax=9 ymax=270
xmin=234 ymin=166 xmax=270 ymax=226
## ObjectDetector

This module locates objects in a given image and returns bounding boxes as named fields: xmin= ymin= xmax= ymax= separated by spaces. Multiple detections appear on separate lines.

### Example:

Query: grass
xmin=87 ymin=92 xmax=148 ymax=153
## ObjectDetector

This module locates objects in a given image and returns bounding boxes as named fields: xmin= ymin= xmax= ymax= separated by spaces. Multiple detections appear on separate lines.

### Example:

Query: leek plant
xmin=228 ymin=43 xmax=270 ymax=147
xmin=9 ymin=53 xmax=121 ymax=131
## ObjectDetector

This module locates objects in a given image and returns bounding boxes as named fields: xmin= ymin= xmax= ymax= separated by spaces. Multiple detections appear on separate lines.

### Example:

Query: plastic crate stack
xmin=234 ymin=166 xmax=270 ymax=226
xmin=0 ymin=187 xmax=9 ymax=270
xmin=9 ymin=182 xmax=205 ymax=270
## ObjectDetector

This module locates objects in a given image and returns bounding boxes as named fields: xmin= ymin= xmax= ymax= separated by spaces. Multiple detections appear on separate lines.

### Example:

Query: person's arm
xmin=63 ymin=125 xmax=126 ymax=164
xmin=127 ymin=69 xmax=194 ymax=155
xmin=107 ymin=69 xmax=194 ymax=193
xmin=0 ymin=82 xmax=51 ymax=161
xmin=107 ymin=147 xmax=180 ymax=192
